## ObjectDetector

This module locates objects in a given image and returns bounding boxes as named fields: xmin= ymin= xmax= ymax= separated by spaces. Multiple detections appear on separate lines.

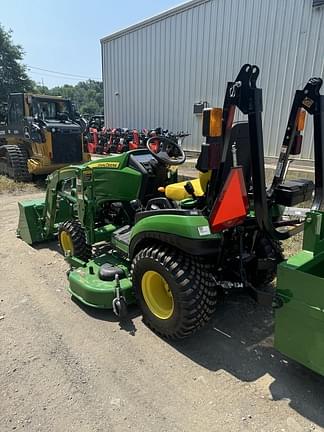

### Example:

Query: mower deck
xmin=67 ymin=253 xmax=135 ymax=309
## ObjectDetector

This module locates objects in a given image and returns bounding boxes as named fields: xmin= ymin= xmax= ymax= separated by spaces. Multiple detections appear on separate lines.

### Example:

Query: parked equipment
xmin=17 ymin=65 xmax=324 ymax=375
xmin=84 ymin=115 xmax=105 ymax=154
xmin=0 ymin=93 xmax=90 ymax=181
xmin=85 ymin=124 xmax=190 ymax=155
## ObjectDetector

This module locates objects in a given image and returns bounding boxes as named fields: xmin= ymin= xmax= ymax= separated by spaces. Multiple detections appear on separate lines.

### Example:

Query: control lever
xmin=184 ymin=181 xmax=197 ymax=200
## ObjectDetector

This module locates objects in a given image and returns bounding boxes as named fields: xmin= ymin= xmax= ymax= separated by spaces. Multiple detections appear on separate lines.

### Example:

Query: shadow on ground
xmin=169 ymin=295 xmax=324 ymax=428
xmin=71 ymin=297 xmax=139 ymax=336
xmin=33 ymin=240 xmax=61 ymax=253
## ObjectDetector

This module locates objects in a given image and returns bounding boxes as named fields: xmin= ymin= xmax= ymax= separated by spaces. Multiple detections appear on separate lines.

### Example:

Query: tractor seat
xmin=164 ymin=171 xmax=211 ymax=201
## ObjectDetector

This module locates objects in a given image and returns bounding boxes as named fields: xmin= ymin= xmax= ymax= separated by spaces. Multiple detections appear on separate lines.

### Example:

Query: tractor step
xmin=111 ymin=225 xmax=131 ymax=255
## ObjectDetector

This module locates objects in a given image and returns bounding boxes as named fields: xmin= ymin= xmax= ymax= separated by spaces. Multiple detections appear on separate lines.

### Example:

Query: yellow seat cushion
xmin=165 ymin=178 xmax=204 ymax=201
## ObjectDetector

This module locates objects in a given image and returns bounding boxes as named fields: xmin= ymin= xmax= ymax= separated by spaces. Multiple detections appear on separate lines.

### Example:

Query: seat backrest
xmin=198 ymin=122 xmax=251 ymax=193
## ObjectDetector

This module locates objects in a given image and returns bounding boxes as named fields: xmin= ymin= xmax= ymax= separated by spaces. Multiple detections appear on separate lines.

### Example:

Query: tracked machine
xmin=17 ymin=65 xmax=324 ymax=376
xmin=0 ymin=93 xmax=90 ymax=181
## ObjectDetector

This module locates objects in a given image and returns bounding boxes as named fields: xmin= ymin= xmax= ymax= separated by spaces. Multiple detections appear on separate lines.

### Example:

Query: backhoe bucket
xmin=275 ymin=211 xmax=324 ymax=376
xmin=17 ymin=199 xmax=45 ymax=244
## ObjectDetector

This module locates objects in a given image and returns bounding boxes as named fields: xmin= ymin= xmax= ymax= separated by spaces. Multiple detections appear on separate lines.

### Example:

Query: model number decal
xmin=90 ymin=161 xmax=120 ymax=168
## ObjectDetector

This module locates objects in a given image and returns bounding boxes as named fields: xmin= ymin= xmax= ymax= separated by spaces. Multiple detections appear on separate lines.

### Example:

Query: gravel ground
xmin=0 ymin=191 xmax=324 ymax=432
xmin=0 ymin=175 xmax=45 ymax=195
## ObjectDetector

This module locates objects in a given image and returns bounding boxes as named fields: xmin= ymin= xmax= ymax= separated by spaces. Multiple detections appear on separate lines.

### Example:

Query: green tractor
xmin=17 ymin=65 xmax=324 ymax=375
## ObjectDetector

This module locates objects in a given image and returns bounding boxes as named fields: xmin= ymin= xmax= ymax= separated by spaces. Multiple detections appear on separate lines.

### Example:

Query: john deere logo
xmin=90 ymin=161 xmax=120 ymax=169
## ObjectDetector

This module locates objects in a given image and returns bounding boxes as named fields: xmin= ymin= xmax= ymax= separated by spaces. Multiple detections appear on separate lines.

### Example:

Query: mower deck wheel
xmin=58 ymin=220 xmax=92 ymax=262
xmin=132 ymin=244 xmax=218 ymax=339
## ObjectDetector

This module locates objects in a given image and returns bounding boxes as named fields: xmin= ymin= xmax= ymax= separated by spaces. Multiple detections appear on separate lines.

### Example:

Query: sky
xmin=1 ymin=0 xmax=183 ymax=88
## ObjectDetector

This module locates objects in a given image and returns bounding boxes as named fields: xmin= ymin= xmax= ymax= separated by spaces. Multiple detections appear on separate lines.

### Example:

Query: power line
xmin=29 ymin=70 xmax=84 ymax=82
xmin=28 ymin=65 xmax=101 ymax=80
xmin=27 ymin=65 xmax=101 ymax=81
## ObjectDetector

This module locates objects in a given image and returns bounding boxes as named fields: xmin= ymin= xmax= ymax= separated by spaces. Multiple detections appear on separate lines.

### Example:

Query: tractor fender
xmin=129 ymin=214 xmax=221 ymax=259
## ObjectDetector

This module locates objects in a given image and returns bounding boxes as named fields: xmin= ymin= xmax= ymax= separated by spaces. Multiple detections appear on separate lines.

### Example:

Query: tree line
xmin=0 ymin=24 xmax=103 ymax=118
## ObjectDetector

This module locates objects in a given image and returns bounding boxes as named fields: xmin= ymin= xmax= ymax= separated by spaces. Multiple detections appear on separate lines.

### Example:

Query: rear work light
xmin=209 ymin=166 xmax=248 ymax=233
xmin=291 ymin=109 xmax=306 ymax=155
xmin=202 ymin=108 xmax=223 ymax=137
xmin=296 ymin=109 xmax=306 ymax=132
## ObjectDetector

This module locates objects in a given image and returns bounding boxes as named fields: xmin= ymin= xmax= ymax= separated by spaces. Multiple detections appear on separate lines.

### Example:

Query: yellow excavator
xmin=0 ymin=93 xmax=90 ymax=181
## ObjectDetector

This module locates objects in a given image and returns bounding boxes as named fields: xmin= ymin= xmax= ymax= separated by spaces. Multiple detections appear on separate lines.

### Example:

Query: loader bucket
xmin=274 ymin=211 xmax=324 ymax=376
xmin=17 ymin=199 xmax=45 ymax=244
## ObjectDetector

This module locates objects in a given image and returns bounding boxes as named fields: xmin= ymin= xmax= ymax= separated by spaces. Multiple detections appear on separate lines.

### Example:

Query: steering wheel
xmin=146 ymin=135 xmax=186 ymax=166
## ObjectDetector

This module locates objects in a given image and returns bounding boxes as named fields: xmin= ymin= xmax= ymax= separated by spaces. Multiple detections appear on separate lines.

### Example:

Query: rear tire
xmin=0 ymin=145 xmax=32 ymax=182
xmin=58 ymin=220 xmax=92 ymax=261
xmin=132 ymin=244 xmax=218 ymax=339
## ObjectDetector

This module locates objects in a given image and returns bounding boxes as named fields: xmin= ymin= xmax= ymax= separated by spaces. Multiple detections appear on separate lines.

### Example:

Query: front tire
xmin=58 ymin=220 xmax=92 ymax=261
xmin=132 ymin=244 xmax=218 ymax=339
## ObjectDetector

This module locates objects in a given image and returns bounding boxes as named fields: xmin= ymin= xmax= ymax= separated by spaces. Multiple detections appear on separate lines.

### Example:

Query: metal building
xmin=101 ymin=0 xmax=324 ymax=160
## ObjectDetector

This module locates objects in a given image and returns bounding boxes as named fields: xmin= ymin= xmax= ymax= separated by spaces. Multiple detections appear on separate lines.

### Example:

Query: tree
xmin=0 ymin=24 xmax=34 ymax=105
xmin=48 ymin=80 xmax=104 ymax=117
xmin=0 ymin=23 xmax=103 ymax=118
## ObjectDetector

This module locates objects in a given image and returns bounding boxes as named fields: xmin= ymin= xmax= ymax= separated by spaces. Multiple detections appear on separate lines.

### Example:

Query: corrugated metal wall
xmin=101 ymin=0 xmax=324 ymax=159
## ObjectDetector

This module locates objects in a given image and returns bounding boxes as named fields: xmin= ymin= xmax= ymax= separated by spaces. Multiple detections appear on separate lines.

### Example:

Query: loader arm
xmin=42 ymin=166 xmax=80 ymax=238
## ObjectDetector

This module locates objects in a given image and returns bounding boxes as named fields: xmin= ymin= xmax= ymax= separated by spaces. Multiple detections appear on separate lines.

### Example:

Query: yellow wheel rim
xmin=141 ymin=270 xmax=174 ymax=320
xmin=60 ymin=231 xmax=74 ymax=255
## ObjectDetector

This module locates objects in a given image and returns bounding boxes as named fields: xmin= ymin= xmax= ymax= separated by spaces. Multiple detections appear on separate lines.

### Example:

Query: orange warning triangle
xmin=209 ymin=166 xmax=248 ymax=233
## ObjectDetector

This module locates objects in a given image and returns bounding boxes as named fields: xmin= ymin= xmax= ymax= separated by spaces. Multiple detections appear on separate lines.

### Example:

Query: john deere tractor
xmin=0 ymin=93 xmax=90 ymax=181
xmin=17 ymin=65 xmax=324 ymax=376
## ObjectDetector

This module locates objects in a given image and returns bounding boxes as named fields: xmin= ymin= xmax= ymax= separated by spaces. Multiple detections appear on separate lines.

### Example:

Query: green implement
xmin=275 ymin=211 xmax=324 ymax=376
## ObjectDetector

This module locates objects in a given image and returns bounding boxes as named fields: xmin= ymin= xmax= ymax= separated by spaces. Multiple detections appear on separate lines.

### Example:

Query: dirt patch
xmin=0 ymin=175 xmax=46 ymax=195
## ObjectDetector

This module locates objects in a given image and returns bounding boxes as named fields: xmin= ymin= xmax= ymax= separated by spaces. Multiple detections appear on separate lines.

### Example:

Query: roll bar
xmin=207 ymin=64 xmax=324 ymax=240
